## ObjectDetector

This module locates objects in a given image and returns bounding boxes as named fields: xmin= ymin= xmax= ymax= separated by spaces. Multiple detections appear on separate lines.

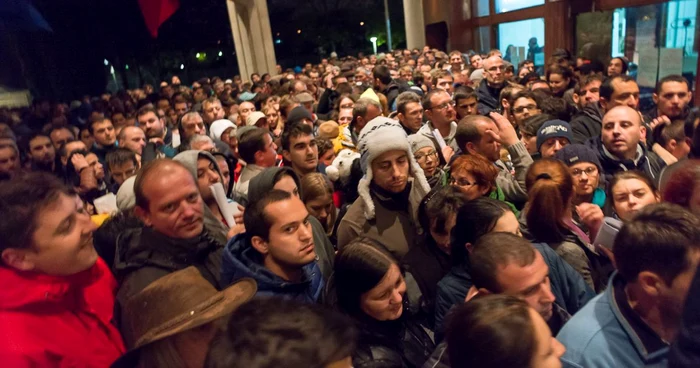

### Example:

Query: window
xmin=473 ymin=0 xmax=490 ymax=17
xmin=495 ymin=0 xmax=544 ymax=14
xmin=497 ymin=18 xmax=545 ymax=67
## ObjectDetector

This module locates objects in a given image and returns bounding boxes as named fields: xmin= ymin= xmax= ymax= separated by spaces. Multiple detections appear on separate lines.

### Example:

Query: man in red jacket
xmin=0 ymin=172 xmax=125 ymax=367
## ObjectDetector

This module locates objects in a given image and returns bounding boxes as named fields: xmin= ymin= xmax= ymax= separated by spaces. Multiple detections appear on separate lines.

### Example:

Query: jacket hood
xmin=173 ymin=150 xmax=223 ymax=182
xmin=247 ymin=166 xmax=301 ymax=204
xmin=221 ymin=233 xmax=322 ymax=299
xmin=0 ymin=259 xmax=104 ymax=310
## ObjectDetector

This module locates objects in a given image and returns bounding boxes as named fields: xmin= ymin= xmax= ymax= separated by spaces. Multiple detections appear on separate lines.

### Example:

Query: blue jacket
xmin=220 ymin=233 xmax=324 ymax=303
xmin=557 ymin=272 xmax=669 ymax=368
xmin=433 ymin=243 xmax=594 ymax=340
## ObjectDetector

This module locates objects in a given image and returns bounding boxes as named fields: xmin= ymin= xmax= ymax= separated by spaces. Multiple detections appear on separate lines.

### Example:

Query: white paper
xmin=93 ymin=193 xmax=118 ymax=215
xmin=637 ymin=48 xmax=659 ymax=88
xmin=659 ymin=48 xmax=683 ymax=79
xmin=433 ymin=129 xmax=447 ymax=150
xmin=210 ymin=183 xmax=238 ymax=226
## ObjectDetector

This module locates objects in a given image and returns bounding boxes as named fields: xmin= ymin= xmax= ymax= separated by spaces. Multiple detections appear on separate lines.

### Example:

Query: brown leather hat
xmin=112 ymin=267 xmax=256 ymax=367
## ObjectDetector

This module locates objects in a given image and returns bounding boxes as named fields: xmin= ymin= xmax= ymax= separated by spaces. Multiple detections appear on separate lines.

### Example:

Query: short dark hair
xmin=455 ymin=115 xmax=491 ymax=151
xmin=244 ymin=189 xmax=292 ymax=241
xmin=281 ymin=121 xmax=313 ymax=151
xmin=106 ymin=147 xmax=138 ymax=171
xmin=471 ymin=232 xmax=537 ymax=293
xmin=511 ymin=90 xmax=541 ymax=111
xmin=418 ymin=186 xmax=467 ymax=237
xmin=136 ymin=105 xmax=158 ymax=119
xmin=372 ymin=65 xmax=392 ymax=85
xmin=316 ymin=138 xmax=334 ymax=158
xmin=205 ymin=297 xmax=357 ymax=368
xmin=615 ymin=203 xmax=700 ymax=284
xmin=600 ymin=75 xmax=636 ymax=101
xmin=446 ymin=295 xmax=535 ymax=368
xmin=25 ymin=132 xmax=51 ymax=154
xmin=0 ymin=172 xmax=72 ymax=253
xmin=238 ymin=128 xmax=269 ymax=164
xmin=422 ymin=88 xmax=448 ymax=110
xmin=575 ymin=74 xmax=604 ymax=95
xmin=655 ymin=74 xmax=690 ymax=94
xmin=453 ymin=86 xmax=477 ymax=105
xmin=520 ymin=114 xmax=553 ymax=137
xmin=395 ymin=91 xmax=422 ymax=115
xmin=653 ymin=119 xmax=686 ymax=149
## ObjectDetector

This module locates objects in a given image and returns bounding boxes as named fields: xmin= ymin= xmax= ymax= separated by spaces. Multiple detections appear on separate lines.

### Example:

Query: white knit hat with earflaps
xmin=356 ymin=117 xmax=431 ymax=220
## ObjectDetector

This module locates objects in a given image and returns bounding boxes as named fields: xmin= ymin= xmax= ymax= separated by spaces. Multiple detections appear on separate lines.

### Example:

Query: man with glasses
xmin=477 ymin=56 xmax=508 ymax=114
xmin=511 ymin=91 xmax=542 ymax=129
xmin=417 ymin=90 xmax=461 ymax=164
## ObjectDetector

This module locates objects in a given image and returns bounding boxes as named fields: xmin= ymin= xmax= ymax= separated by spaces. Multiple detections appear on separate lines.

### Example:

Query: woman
xmin=403 ymin=186 xmax=465 ymax=330
xmin=546 ymin=65 xmax=575 ymax=98
xmin=408 ymin=135 xmax=446 ymax=188
xmin=332 ymin=237 xmax=434 ymax=368
xmin=300 ymin=173 xmax=337 ymax=239
xmin=434 ymin=197 xmax=521 ymax=337
xmin=450 ymin=154 xmax=518 ymax=214
xmin=263 ymin=105 xmax=283 ymax=141
xmin=316 ymin=138 xmax=336 ymax=166
xmin=212 ymin=152 xmax=234 ymax=198
xmin=608 ymin=171 xmax=661 ymax=221
xmin=662 ymin=160 xmax=700 ymax=215
xmin=112 ymin=267 xmax=256 ymax=368
xmin=524 ymin=159 xmax=609 ymax=292
xmin=446 ymin=295 xmax=566 ymax=368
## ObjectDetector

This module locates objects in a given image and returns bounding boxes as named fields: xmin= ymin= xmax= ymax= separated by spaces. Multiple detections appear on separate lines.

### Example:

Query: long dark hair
xmin=451 ymin=197 xmax=511 ymax=267
xmin=333 ymin=237 xmax=399 ymax=317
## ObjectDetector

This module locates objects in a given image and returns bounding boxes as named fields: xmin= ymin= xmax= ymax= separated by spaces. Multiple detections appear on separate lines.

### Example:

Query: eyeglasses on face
xmin=414 ymin=150 xmax=438 ymax=162
xmin=432 ymin=101 xmax=456 ymax=110
xmin=571 ymin=167 xmax=598 ymax=177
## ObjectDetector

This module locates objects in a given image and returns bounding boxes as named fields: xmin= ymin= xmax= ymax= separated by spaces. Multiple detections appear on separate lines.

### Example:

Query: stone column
xmin=226 ymin=0 xmax=277 ymax=80
xmin=403 ymin=0 xmax=427 ymax=49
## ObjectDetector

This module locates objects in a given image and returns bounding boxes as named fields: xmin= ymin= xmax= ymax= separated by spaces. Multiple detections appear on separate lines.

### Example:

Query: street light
xmin=180 ymin=64 xmax=185 ymax=70
xmin=370 ymin=37 xmax=378 ymax=55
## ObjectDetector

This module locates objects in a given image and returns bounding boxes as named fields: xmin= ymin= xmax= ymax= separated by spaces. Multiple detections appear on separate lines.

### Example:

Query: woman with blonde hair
xmin=262 ymin=105 xmax=283 ymax=140
xmin=300 ymin=173 xmax=337 ymax=239
xmin=524 ymin=158 xmax=610 ymax=292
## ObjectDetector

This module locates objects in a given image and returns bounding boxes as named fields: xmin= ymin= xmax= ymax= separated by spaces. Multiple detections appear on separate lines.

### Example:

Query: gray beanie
xmin=407 ymin=134 xmax=435 ymax=155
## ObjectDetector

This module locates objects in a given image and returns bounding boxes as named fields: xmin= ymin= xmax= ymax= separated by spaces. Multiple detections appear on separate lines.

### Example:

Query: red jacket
xmin=0 ymin=258 xmax=125 ymax=367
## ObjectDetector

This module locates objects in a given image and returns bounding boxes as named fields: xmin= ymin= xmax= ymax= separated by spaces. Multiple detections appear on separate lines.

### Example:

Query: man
xmin=0 ymin=143 xmax=20 ymax=180
xmin=454 ymin=87 xmax=479 ymax=121
xmin=202 ymin=97 xmax=225 ymax=126
xmin=511 ymin=91 xmax=542 ymax=129
xmin=26 ymin=132 xmax=58 ymax=175
xmin=572 ymin=74 xmax=603 ymax=110
xmin=115 ymin=159 xmax=229 ymax=347
xmin=337 ymin=117 xmax=431 ymax=260
xmin=341 ymin=97 xmax=383 ymax=150
xmin=396 ymin=91 xmax=424 ymax=135
xmin=179 ymin=111 xmax=206 ymax=144
xmin=106 ymin=148 xmax=139 ymax=190
xmin=232 ymin=128 xmax=278 ymax=202
xmin=536 ymin=120 xmax=572 ymax=159
xmin=558 ymin=203 xmax=700 ymax=367
xmin=607 ymin=56 xmax=628 ymax=77
xmin=648 ymin=75 xmax=692 ymax=121
xmin=221 ymin=190 xmax=323 ymax=301
xmin=449 ymin=51 xmax=464 ymax=73
xmin=0 ymin=173 xmax=125 ymax=366
xmin=89 ymin=117 xmax=117 ymax=164
xmin=282 ymin=122 xmax=319 ymax=178
xmin=476 ymin=56 xmax=507 ymax=114
xmin=117 ymin=126 xmax=147 ymax=158
xmin=456 ymin=113 xmax=533 ymax=203
xmin=237 ymin=101 xmax=256 ymax=127
xmin=589 ymin=105 xmax=665 ymax=183
xmin=207 ymin=298 xmax=356 ymax=368
xmin=419 ymin=89 xmax=461 ymax=163
xmin=432 ymin=69 xmax=455 ymax=96
xmin=571 ymin=75 xmax=640 ymax=144
xmin=136 ymin=106 xmax=176 ymax=162
xmin=173 ymin=97 xmax=189 ymax=118
xmin=372 ymin=65 xmax=401 ymax=111
xmin=49 ymin=126 xmax=75 ymax=151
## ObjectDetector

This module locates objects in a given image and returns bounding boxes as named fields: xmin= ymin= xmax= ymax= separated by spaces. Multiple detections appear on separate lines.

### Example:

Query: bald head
xmin=601 ymin=105 xmax=645 ymax=161
xmin=118 ymin=126 xmax=147 ymax=156
xmin=483 ymin=56 xmax=505 ymax=87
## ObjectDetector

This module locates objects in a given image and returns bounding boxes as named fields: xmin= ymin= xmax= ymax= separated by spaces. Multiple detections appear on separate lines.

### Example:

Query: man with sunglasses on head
xmin=477 ymin=56 xmax=508 ymax=115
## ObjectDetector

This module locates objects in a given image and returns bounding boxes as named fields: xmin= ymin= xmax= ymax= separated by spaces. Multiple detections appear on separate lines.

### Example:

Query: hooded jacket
xmin=570 ymin=102 xmax=604 ymax=144
xmin=246 ymin=166 xmax=336 ymax=280
xmin=475 ymin=79 xmax=504 ymax=114
xmin=221 ymin=233 xmax=324 ymax=303
xmin=586 ymin=137 xmax=666 ymax=185
xmin=0 ymin=258 xmax=125 ymax=367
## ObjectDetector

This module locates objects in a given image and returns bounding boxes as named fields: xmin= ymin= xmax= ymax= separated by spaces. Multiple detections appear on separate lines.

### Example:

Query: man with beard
xmin=646 ymin=75 xmax=692 ymax=123
xmin=27 ymin=132 xmax=60 ymax=176
xmin=136 ymin=106 xmax=176 ymax=163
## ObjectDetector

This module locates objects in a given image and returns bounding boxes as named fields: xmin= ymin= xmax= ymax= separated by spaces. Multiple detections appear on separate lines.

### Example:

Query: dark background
xmin=0 ymin=0 xmax=406 ymax=100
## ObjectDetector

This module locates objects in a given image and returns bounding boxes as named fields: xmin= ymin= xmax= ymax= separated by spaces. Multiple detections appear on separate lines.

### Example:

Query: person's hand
xmin=576 ymin=203 xmax=604 ymax=240
xmin=227 ymin=223 xmax=246 ymax=239
xmin=649 ymin=115 xmax=671 ymax=131
xmin=465 ymin=285 xmax=480 ymax=302
xmin=487 ymin=111 xmax=519 ymax=147
xmin=441 ymin=146 xmax=454 ymax=163
xmin=233 ymin=205 xmax=245 ymax=226
xmin=71 ymin=154 xmax=89 ymax=173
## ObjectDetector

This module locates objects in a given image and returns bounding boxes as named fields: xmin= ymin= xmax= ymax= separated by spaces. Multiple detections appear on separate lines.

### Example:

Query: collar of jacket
xmin=602 ymin=142 xmax=645 ymax=166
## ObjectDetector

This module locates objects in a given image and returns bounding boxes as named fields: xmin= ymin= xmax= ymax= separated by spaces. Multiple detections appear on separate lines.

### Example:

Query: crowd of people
xmin=1 ymin=43 xmax=700 ymax=368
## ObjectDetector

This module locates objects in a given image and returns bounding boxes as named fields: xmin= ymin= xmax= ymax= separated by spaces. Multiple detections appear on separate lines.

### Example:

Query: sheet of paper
xmin=210 ymin=183 xmax=236 ymax=226
xmin=433 ymin=129 xmax=447 ymax=150
xmin=636 ymin=48 xmax=659 ymax=88
xmin=659 ymin=48 xmax=683 ymax=78
xmin=93 ymin=193 xmax=118 ymax=215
